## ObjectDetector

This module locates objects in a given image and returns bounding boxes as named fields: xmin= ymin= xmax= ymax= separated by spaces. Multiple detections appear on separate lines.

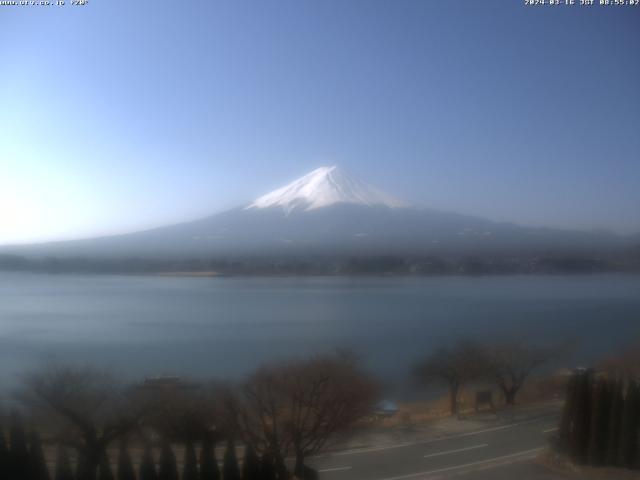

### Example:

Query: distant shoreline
xmin=156 ymin=271 xmax=221 ymax=277
xmin=2 ymin=270 xmax=640 ymax=279
xmin=1 ymin=251 xmax=639 ymax=276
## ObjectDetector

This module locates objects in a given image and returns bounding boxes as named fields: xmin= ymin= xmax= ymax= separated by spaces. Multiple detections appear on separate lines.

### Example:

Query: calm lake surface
xmin=1 ymin=273 xmax=639 ymax=391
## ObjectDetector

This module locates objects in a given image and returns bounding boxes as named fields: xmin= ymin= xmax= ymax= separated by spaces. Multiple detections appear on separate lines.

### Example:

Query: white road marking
xmin=318 ymin=466 xmax=352 ymax=473
xmin=323 ymin=416 xmax=548 ymax=458
xmin=439 ymin=418 xmax=544 ymax=441
xmin=542 ymin=427 xmax=558 ymax=433
xmin=378 ymin=447 xmax=545 ymax=480
xmin=423 ymin=443 xmax=488 ymax=459
xmin=325 ymin=442 xmax=413 ymax=456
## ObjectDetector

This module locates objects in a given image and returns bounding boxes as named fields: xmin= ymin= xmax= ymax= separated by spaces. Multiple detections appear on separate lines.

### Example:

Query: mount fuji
xmin=1 ymin=166 xmax=634 ymax=262
xmin=245 ymin=166 xmax=408 ymax=213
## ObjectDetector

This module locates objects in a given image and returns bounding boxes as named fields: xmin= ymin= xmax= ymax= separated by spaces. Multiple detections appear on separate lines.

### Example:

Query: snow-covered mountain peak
xmin=245 ymin=166 xmax=409 ymax=214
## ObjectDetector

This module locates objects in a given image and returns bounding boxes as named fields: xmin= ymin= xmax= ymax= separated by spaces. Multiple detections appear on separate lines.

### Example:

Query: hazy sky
xmin=1 ymin=1 xmax=639 ymax=244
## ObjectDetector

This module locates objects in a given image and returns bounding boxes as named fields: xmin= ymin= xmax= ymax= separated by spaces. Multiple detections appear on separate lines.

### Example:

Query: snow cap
xmin=245 ymin=166 xmax=408 ymax=214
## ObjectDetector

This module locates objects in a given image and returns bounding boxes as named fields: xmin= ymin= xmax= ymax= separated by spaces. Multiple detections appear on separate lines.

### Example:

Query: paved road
xmin=309 ymin=413 xmax=564 ymax=480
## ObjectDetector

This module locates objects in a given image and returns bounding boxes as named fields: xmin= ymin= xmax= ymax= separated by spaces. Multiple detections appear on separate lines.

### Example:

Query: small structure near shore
xmin=374 ymin=399 xmax=399 ymax=418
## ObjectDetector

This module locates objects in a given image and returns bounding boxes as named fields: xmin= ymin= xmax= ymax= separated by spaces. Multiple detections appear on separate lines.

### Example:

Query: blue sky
xmin=1 ymin=1 xmax=639 ymax=244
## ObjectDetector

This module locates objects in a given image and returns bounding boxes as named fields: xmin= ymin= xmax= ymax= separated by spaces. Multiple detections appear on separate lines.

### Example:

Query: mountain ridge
xmin=0 ymin=166 xmax=638 ymax=262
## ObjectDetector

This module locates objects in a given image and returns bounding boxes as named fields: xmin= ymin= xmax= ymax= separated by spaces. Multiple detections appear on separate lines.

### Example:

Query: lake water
xmin=1 ymin=273 xmax=639 ymax=392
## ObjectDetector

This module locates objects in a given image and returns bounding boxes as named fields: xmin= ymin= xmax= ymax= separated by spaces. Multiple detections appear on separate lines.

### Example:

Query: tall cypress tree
xmin=9 ymin=412 xmax=30 ymax=480
xmin=241 ymin=445 xmax=261 ymax=480
xmin=0 ymin=423 xmax=9 ymax=479
xmin=76 ymin=452 xmax=90 ymax=480
xmin=116 ymin=445 xmax=136 ymax=480
xmin=606 ymin=378 xmax=624 ymax=466
xmin=635 ymin=387 xmax=640 ymax=471
xmin=273 ymin=452 xmax=288 ymax=480
xmin=157 ymin=441 xmax=178 ymax=480
xmin=139 ymin=445 xmax=157 ymax=480
xmin=587 ymin=378 xmax=610 ymax=466
xmin=570 ymin=370 xmax=592 ymax=464
xmin=182 ymin=442 xmax=198 ymax=480
xmin=619 ymin=380 xmax=639 ymax=468
xmin=558 ymin=373 xmax=578 ymax=453
xmin=98 ymin=452 xmax=115 ymax=480
xmin=199 ymin=435 xmax=219 ymax=480
xmin=29 ymin=430 xmax=51 ymax=480
xmin=222 ymin=441 xmax=240 ymax=480
xmin=54 ymin=447 xmax=74 ymax=480
xmin=259 ymin=451 xmax=276 ymax=480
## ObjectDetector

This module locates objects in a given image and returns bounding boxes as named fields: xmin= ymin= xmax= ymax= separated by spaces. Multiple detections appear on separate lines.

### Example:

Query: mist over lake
xmin=2 ymin=272 xmax=639 ymax=393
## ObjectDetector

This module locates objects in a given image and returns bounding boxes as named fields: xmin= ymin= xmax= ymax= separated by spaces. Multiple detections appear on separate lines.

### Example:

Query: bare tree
xmin=287 ymin=352 xmax=377 ymax=476
xmin=234 ymin=352 xmax=378 ymax=478
xmin=19 ymin=365 xmax=143 ymax=480
xmin=598 ymin=342 xmax=640 ymax=378
xmin=483 ymin=340 xmax=557 ymax=405
xmin=138 ymin=382 xmax=223 ymax=443
xmin=414 ymin=340 xmax=484 ymax=415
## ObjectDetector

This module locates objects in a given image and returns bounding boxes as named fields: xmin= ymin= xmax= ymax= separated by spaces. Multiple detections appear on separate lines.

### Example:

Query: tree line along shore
xmin=1 ymin=251 xmax=640 ymax=275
